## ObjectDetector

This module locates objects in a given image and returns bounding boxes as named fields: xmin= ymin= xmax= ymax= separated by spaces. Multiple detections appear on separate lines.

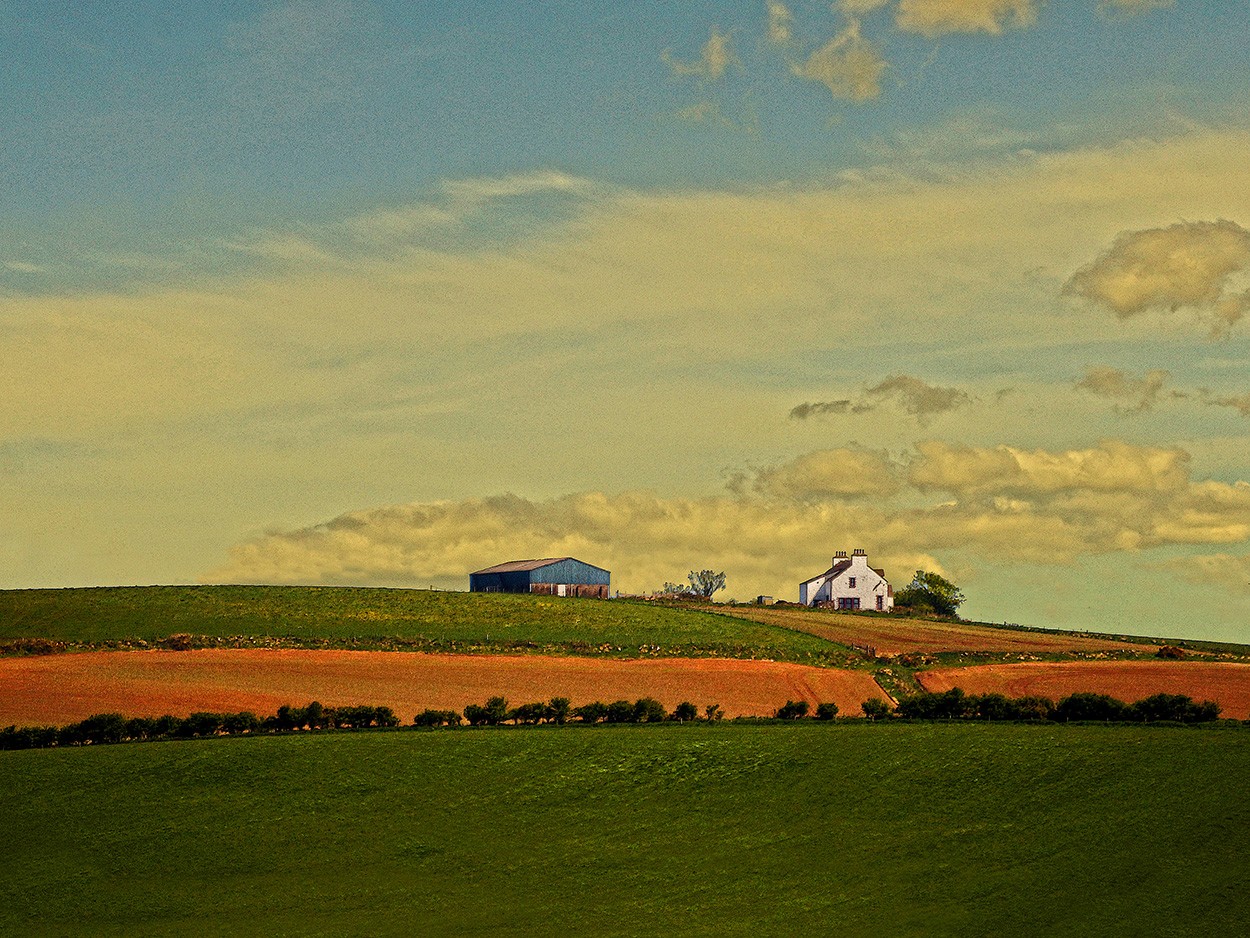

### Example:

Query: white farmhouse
xmin=799 ymin=549 xmax=894 ymax=611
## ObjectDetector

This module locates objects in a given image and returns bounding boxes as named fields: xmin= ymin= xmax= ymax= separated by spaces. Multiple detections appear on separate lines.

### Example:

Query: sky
xmin=4 ymin=0 xmax=1250 ymax=641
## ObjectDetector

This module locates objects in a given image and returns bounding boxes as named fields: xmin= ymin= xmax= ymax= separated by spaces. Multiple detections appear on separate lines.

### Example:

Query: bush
xmin=632 ymin=698 xmax=667 ymax=723
xmin=776 ymin=700 xmax=809 ymax=720
xmin=604 ymin=700 xmax=635 ymax=724
xmin=221 ymin=711 xmax=260 ymax=734
xmin=573 ymin=701 xmax=608 ymax=724
xmin=1053 ymin=693 xmax=1128 ymax=722
xmin=546 ymin=697 xmax=572 ymax=725
xmin=510 ymin=702 xmax=548 ymax=725
xmin=178 ymin=712 xmax=224 ymax=738
xmin=896 ymin=689 xmax=973 ymax=720
xmin=673 ymin=701 xmax=698 ymax=722
xmin=1155 ymin=645 xmax=1185 ymax=659
xmin=861 ymin=698 xmax=892 ymax=720
xmin=815 ymin=702 xmax=839 ymax=720
xmin=1125 ymin=693 xmax=1220 ymax=723
xmin=415 ymin=709 xmax=460 ymax=727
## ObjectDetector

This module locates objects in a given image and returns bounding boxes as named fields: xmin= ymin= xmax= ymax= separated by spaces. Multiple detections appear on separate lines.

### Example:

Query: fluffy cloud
xmin=205 ymin=441 xmax=1250 ymax=595
xmin=1098 ymin=0 xmax=1174 ymax=17
xmin=1201 ymin=391 xmax=1250 ymax=418
xmin=1075 ymin=365 xmax=1170 ymax=413
xmin=663 ymin=28 xmax=735 ymax=80
xmin=790 ymin=376 xmax=971 ymax=425
xmin=1064 ymin=220 xmax=1250 ymax=335
xmin=907 ymin=439 xmax=1194 ymax=497
xmin=1170 ymin=553 xmax=1250 ymax=592
xmin=767 ymin=1 xmax=793 ymax=45
xmin=894 ymin=0 xmax=1037 ymax=37
xmin=750 ymin=448 xmax=902 ymax=500
xmin=790 ymin=20 xmax=887 ymax=102
xmin=866 ymin=376 xmax=971 ymax=422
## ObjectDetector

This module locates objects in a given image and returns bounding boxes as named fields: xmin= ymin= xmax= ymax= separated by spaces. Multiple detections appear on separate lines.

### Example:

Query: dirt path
xmin=0 ymin=649 xmax=890 ymax=724
xmin=916 ymin=661 xmax=1250 ymax=718
xmin=711 ymin=606 xmax=1149 ymax=656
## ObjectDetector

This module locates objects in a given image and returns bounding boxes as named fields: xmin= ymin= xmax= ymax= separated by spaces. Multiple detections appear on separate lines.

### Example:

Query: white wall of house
xmin=800 ymin=551 xmax=893 ymax=611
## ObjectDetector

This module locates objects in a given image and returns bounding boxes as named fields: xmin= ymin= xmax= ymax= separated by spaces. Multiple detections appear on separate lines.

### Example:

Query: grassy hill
xmin=2 ymin=723 xmax=1246 ymax=935
xmin=0 ymin=586 xmax=848 ymax=664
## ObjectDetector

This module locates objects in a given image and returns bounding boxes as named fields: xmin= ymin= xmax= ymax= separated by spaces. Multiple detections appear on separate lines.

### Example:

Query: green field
xmin=2 ymin=724 xmax=1245 ymax=936
xmin=0 ymin=585 xmax=848 ymax=663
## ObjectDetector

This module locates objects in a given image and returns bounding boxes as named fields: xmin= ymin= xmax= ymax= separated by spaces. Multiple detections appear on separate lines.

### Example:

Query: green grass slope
xmin=0 ymin=585 xmax=846 ymax=663
xmin=2 ymin=724 xmax=1246 ymax=936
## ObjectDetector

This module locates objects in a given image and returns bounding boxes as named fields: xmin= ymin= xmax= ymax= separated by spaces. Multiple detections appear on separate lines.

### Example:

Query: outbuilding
xmin=469 ymin=557 xmax=611 ymax=598
xmin=800 ymin=549 xmax=893 ymax=611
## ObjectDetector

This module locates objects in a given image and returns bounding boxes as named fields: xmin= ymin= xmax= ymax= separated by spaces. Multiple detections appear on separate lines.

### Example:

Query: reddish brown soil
xmin=0 ymin=649 xmax=889 ymax=725
xmin=916 ymin=661 xmax=1250 ymax=718
xmin=714 ymin=606 xmax=1147 ymax=656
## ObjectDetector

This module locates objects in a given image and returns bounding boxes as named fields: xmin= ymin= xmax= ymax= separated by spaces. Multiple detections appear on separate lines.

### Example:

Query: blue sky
xmin=4 ymin=0 xmax=1250 ymax=640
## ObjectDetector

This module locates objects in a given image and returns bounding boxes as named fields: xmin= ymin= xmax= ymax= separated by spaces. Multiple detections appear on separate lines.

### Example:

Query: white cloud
xmin=663 ymin=28 xmax=736 ymax=80
xmin=1075 ymin=365 xmax=1170 ymax=414
xmin=205 ymin=440 xmax=1250 ymax=595
xmin=1064 ymin=219 xmax=1250 ymax=336
xmin=1098 ymin=0 xmax=1174 ymax=18
xmin=790 ymin=19 xmax=888 ymax=102
xmin=895 ymin=0 xmax=1038 ymax=37
xmin=3 ymin=260 xmax=43 ymax=274
xmin=767 ymin=1 xmax=794 ymax=45
xmin=790 ymin=375 xmax=972 ymax=426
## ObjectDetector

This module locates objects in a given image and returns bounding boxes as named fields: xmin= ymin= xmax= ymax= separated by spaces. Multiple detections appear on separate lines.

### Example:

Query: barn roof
xmin=470 ymin=557 xmax=572 ymax=575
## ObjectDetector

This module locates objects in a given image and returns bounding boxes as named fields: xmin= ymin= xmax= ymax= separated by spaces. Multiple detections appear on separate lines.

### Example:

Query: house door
xmin=557 ymin=584 xmax=567 ymax=597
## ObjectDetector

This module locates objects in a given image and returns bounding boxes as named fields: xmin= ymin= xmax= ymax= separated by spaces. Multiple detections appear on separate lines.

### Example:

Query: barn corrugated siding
xmin=469 ymin=558 xmax=610 ymax=593
xmin=527 ymin=559 xmax=610 ymax=587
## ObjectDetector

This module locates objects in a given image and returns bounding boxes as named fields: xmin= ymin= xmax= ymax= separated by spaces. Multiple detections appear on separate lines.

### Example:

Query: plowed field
xmin=916 ymin=661 xmax=1250 ymax=718
xmin=0 ymin=649 xmax=889 ymax=725
xmin=714 ymin=606 xmax=1148 ymax=655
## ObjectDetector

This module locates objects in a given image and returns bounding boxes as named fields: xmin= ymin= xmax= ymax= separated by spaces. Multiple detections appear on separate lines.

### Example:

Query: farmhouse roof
xmin=799 ymin=560 xmax=851 ymax=586
xmin=470 ymin=557 xmax=573 ymax=575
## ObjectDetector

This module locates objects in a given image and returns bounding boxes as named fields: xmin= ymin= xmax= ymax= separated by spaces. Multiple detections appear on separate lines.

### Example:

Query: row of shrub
xmin=0 ymin=689 xmax=1229 ymax=750
xmin=421 ymin=696 xmax=717 ymax=727
xmin=0 ymin=702 xmax=400 ymax=750
xmin=884 ymin=689 xmax=1221 ymax=723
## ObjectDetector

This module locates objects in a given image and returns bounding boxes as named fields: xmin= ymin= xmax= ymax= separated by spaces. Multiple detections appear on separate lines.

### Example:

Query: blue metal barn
xmin=468 ymin=557 xmax=611 ymax=597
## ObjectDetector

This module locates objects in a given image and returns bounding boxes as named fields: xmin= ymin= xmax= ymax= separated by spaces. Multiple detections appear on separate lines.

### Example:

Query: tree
xmin=546 ymin=697 xmax=572 ymax=725
xmin=815 ymin=702 xmax=839 ymax=720
xmin=688 ymin=570 xmax=727 ymax=599
xmin=673 ymin=701 xmax=698 ymax=722
xmin=510 ymin=702 xmax=547 ymax=725
xmin=776 ymin=699 xmax=809 ymax=720
xmin=632 ymin=697 xmax=667 ymax=723
xmin=605 ymin=700 xmax=636 ymax=723
xmin=704 ymin=703 xmax=724 ymax=722
xmin=574 ymin=701 xmax=608 ymax=723
xmin=894 ymin=570 xmax=965 ymax=617
xmin=861 ymin=698 xmax=892 ymax=721
xmin=1053 ymin=692 xmax=1127 ymax=722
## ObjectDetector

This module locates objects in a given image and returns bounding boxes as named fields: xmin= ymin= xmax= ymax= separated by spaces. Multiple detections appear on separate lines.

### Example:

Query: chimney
xmin=833 ymin=550 xmax=848 ymax=566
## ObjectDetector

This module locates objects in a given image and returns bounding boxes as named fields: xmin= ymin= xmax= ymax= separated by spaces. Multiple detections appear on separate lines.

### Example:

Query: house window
xmin=838 ymin=597 xmax=861 ymax=610
xmin=848 ymin=577 xmax=856 ymax=587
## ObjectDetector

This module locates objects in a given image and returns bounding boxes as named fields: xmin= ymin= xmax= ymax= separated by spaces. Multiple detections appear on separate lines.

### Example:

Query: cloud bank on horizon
xmin=2 ymin=0 xmax=1249 ymax=639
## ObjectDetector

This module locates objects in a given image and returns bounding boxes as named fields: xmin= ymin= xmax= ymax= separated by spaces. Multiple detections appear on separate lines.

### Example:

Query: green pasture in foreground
xmin=2 ymin=724 xmax=1246 ymax=936
xmin=0 ymin=585 xmax=845 ymax=662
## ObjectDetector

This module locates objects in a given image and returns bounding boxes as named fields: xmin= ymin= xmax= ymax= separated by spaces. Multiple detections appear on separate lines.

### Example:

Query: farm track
xmin=916 ymin=660 xmax=1250 ymax=719
xmin=709 ymin=605 xmax=1153 ymax=656
xmin=0 ymin=648 xmax=891 ymax=725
